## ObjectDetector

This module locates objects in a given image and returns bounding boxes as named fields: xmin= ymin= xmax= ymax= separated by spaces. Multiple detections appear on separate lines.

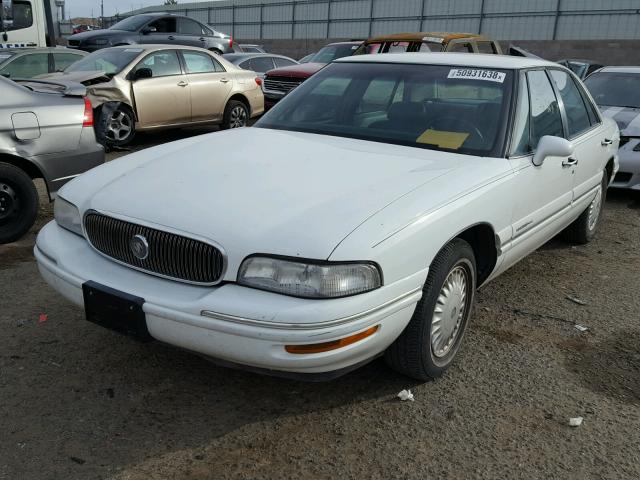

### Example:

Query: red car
xmin=262 ymin=41 xmax=361 ymax=109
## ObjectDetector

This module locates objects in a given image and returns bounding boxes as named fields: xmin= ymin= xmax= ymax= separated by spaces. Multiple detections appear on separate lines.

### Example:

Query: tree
xmin=164 ymin=0 xmax=178 ymax=5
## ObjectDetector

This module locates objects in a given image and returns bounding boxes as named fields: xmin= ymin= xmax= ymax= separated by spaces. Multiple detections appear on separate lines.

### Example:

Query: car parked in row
xmin=0 ymin=47 xmax=86 ymax=79
xmin=585 ymin=66 xmax=640 ymax=190
xmin=558 ymin=59 xmax=604 ymax=80
xmin=35 ymin=53 xmax=618 ymax=381
xmin=223 ymin=52 xmax=298 ymax=80
xmin=41 ymin=45 xmax=264 ymax=148
xmin=67 ymin=13 xmax=233 ymax=55
xmin=262 ymin=41 xmax=361 ymax=108
xmin=353 ymin=32 xmax=502 ymax=55
xmin=0 ymin=76 xmax=104 ymax=244
xmin=236 ymin=44 xmax=266 ymax=54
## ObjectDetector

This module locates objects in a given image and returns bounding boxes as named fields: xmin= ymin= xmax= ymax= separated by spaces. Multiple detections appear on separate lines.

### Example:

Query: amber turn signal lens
xmin=285 ymin=325 xmax=380 ymax=354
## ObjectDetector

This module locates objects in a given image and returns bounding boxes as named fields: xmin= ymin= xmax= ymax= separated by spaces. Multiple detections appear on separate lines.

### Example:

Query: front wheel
xmin=0 ymin=162 xmax=39 ymax=244
xmin=96 ymin=103 xmax=136 ymax=148
xmin=562 ymin=171 xmax=607 ymax=244
xmin=385 ymin=238 xmax=476 ymax=380
xmin=220 ymin=100 xmax=249 ymax=129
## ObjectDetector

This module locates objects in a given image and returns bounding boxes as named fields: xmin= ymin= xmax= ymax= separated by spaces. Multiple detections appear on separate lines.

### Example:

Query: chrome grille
xmin=263 ymin=76 xmax=304 ymax=94
xmin=84 ymin=212 xmax=224 ymax=285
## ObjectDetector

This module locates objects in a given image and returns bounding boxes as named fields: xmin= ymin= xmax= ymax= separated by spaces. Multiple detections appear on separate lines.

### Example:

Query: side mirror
xmin=133 ymin=67 xmax=152 ymax=80
xmin=141 ymin=26 xmax=156 ymax=34
xmin=532 ymin=135 xmax=574 ymax=167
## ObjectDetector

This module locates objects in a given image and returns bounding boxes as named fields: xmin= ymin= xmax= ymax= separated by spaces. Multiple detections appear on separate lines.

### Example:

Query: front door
xmin=131 ymin=50 xmax=191 ymax=127
xmin=503 ymin=69 xmax=574 ymax=270
xmin=180 ymin=50 xmax=232 ymax=123
xmin=138 ymin=17 xmax=178 ymax=45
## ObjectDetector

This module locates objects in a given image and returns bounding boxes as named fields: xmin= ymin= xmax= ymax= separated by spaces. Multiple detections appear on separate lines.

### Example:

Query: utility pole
xmin=100 ymin=0 xmax=104 ymax=28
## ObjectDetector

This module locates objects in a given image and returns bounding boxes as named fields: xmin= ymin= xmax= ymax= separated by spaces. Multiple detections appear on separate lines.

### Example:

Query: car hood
xmin=265 ymin=63 xmax=325 ymax=78
xmin=68 ymin=29 xmax=124 ymax=41
xmin=63 ymin=128 xmax=465 ymax=275
xmin=39 ymin=70 xmax=111 ymax=85
xmin=599 ymin=105 xmax=640 ymax=137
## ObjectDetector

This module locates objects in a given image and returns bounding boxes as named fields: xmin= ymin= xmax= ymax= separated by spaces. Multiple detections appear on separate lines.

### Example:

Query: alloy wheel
xmin=229 ymin=105 xmax=247 ymax=128
xmin=106 ymin=110 xmax=133 ymax=142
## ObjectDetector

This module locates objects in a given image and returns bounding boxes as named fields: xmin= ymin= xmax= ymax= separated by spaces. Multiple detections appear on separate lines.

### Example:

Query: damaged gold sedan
xmin=41 ymin=45 xmax=264 ymax=147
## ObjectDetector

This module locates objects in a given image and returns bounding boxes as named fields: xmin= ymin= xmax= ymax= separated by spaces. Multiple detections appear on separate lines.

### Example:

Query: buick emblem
xmin=130 ymin=234 xmax=149 ymax=260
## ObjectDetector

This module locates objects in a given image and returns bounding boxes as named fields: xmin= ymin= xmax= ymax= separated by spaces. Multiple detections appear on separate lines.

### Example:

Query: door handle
xmin=168 ymin=35 xmax=175 ymax=40
xmin=220 ymin=78 xmax=229 ymax=83
xmin=601 ymin=138 xmax=613 ymax=146
xmin=177 ymin=81 xmax=188 ymax=87
xmin=562 ymin=157 xmax=579 ymax=168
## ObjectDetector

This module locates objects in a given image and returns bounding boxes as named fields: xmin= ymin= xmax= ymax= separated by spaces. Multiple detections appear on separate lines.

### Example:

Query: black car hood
xmin=68 ymin=29 xmax=130 ymax=41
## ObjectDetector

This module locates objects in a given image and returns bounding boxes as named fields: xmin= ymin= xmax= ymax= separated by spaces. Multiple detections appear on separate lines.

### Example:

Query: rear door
xmin=180 ymin=50 xmax=232 ymax=122
xmin=177 ymin=18 xmax=208 ymax=49
xmin=504 ymin=70 xmax=575 ymax=268
xmin=130 ymin=50 xmax=191 ymax=127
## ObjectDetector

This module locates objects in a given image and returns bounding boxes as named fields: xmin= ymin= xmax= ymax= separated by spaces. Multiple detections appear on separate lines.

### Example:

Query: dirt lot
xmin=1 ymin=129 xmax=639 ymax=479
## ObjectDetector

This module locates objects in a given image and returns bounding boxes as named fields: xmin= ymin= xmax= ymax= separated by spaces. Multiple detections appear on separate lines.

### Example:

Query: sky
xmin=64 ymin=0 xmax=211 ymax=18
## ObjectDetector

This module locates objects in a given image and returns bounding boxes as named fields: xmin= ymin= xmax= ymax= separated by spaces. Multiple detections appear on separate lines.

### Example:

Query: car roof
xmin=337 ymin=52 xmax=559 ymax=69
xmin=105 ymin=44 xmax=212 ymax=53
xmin=364 ymin=32 xmax=490 ymax=43
xmin=325 ymin=41 xmax=363 ymax=47
xmin=2 ymin=47 xmax=85 ymax=55
xmin=224 ymin=53 xmax=289 ymax=61
xmin=596 ymin=66 xmax=640 ymax=74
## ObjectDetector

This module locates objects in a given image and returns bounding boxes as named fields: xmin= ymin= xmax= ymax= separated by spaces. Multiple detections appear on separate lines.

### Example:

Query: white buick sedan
xmin=35 ymin=54 xmax=619 ymax=381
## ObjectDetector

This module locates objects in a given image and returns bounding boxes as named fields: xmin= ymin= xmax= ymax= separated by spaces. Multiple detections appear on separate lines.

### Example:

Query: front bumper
xmin=610 ymin=139 xmax=640 ymax=190
xmin=35 ymin=222 xmax=424 ymax=376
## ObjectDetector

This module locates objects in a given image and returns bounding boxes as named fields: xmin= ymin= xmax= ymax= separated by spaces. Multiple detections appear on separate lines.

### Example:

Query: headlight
xmin=237 ymin=256 xmax=382 ymax=299
xmin=54 ymin=196 xmax=83 ymax=236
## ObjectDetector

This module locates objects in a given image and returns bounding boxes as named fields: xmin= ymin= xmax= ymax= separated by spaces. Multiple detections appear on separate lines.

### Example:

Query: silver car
xmin=585 ymin=66 xmax=640 ymax=190
xmin=0 ymin=76 xmax=104 ymax=243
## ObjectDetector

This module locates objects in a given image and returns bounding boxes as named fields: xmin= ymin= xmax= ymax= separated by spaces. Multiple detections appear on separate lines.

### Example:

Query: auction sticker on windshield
xmin=448 ymin=68 xmax=506 ymax=83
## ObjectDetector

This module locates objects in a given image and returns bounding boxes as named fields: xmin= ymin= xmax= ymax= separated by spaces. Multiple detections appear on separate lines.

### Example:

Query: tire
xmin=96 ymin=103 xmax=136 ymax=148
xmin=562 ymin=171 xmax=607 ymax=244
xmin=0 ymin=162 xmax=39 ymax=244
xmin=220 ymin=100 xmax=249 ymax=130
xmin=385 ymin=238 xmax=476 ymax=380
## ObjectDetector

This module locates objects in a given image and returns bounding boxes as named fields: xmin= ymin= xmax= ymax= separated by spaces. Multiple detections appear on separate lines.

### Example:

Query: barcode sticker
xmin=448 ymin=68 xmax=506 ymax=83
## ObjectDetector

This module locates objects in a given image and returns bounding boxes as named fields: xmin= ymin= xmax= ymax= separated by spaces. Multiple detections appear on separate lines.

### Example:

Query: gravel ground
xmin=1 ymin=129 xmax=639 ymax=479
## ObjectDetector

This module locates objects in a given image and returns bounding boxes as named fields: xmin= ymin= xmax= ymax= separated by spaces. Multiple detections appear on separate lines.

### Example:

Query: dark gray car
xmin=67 ymin=13 xmax=233 ymax=54
xmin=222 ymin=53 xmax=298 ymax=78
xmin=0 ymin=77 xmax=104 ymax=243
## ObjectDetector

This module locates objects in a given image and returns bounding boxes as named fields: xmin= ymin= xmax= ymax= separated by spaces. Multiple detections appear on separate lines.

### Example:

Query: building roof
xmin=337 ymin=52 xmax=558 ymax=69
xmin=597 ymin=66 xmax=640 ymax=73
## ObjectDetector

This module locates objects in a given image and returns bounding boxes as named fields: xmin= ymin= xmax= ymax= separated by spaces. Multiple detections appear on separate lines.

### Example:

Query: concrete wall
xmin=246 ymin=38 xmax=640 ymax=65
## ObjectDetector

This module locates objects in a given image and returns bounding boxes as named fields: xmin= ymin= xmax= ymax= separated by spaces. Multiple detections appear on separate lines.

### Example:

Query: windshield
xmin=256 ymin=62 xmax=513 ymax=157
xmin=308 ymin=44 xmax=359 ymax=64
xmin=109 ymin=15 xmax=151 ymax=32
xmin=65 ymin=48 xmax=143 ymax=75
xmin=585 ymin=72 xmax=640 ymax=108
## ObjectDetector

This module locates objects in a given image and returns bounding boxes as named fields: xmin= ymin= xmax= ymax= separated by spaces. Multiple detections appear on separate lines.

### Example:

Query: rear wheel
xmin=96 ymin=103 xmax=136 ymax=148
xmin=385 ymin=239 xmax=476 ymax=380
xmin=562 ymin=171 xmax=607 ymax=244
xmin=221 ymin=100 xmax=249 ymax=129
xmin=0 ymin=162 xmax=39 ymax=244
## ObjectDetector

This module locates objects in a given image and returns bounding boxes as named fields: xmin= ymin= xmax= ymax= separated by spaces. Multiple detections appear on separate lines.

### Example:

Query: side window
xmin=274 ymin=57 xmax=296 ymax=68
xmin=527 ymin=70 xmax=564 ymax=146
xmin=238 ymin=60 xmax=252 ymax=70
xmin=476 ymin=42 xmax=496 ymax=54
xmin=135 ymin=51 xmax=181 ymax=77
xmin=148 ymin=17 xmax=177 ymax=33
xmin=386 ymin=42 xmax=410 ymax=53
xmin=5 ymin=0 xmax=33 ymax=31
xmin=549 ymin=70 xmax=591 ymax=137
xmin=179 ymin=18 xmax=203 ymax=35
xmin=0 ymin=53 xmax=49 ymax=78
xmin=250 ymin=57 xmax=275 ymax=74
xmin=510 ymin=73 xmax=532 ymax=156
xmin=53 ymin=53 xmax=84 ymax=72
xmin=182 ymin=51 xmax=216 ymax=74
xmin=448 ymin=42 xmax=473 ymax=53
